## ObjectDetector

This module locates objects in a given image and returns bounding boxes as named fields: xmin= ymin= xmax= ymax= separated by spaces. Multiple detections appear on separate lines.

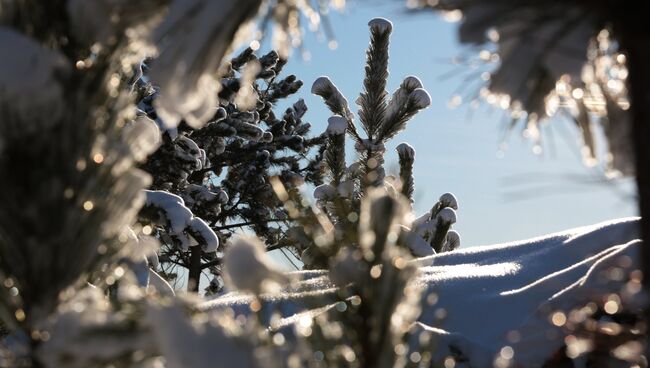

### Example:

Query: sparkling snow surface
xmin=203 ymin=217 xmax=642 ymax=367
xmin=413 ymin=217 xmax=641 ymax=366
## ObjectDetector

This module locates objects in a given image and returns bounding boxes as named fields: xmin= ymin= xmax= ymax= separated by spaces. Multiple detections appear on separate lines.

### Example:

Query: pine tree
xmin=237 ymin=20 xmax=464 ymax=365
xmin=0 ymin=2 xmax=462 ymax=367
xmin=0 ymin=0 xmax=263 ymax=364
xmin=137 ymin=49 xmax=326 ymax=292
xmin=301 ymin=17 xmax=461 ymax=268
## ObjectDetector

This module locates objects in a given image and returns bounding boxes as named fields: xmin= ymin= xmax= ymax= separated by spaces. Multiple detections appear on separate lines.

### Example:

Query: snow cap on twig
xmin=314 ymin=183 xmax=337 ymax=200
xmin=327 ymin=115 xmax=348 ymax=135
xmin=437 ymin=207 xmax=457 ymax=225
xmin=311 ymin=76 xmax=336 ymax=95
xmin=396 ymin=142 xmax=415 ymax=160
xmin=223 ymin=236 xmax=289 ymax=294
xmin=444 ymin=230 xmax=461 ymax=252
xmin=438 ymin=192 xmax=458 ymax=210
xmin=368 ymin=17 xmax=393 ymax=34
xmin=410 ymin=88 xmax=432 ymax=109
xmin=402 ymin=76 xmax=423 ymax=91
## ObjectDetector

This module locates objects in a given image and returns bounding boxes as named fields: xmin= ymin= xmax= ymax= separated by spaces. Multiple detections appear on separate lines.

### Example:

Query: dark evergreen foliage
xmin=136 ymin=48 xmax=326 ymax=291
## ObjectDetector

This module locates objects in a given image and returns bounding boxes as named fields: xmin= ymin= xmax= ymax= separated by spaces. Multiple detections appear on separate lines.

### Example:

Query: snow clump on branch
xmin=326 ymin=116 xmax=348 ymax=135
xmin=0 ymin=28 xmax=70 ymax=132
xmin=410 ymin=88 xmax=432 ymax=109
xmin=396 ymin=142 xmax=416 ymax=160
xmin=142 ymin=190 xmax=220 ymax=252
xmin=222 ymin=236 xmax=290 ymax=294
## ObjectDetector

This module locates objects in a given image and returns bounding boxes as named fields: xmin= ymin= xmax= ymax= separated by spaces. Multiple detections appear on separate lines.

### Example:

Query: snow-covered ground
xmin=203 ymin=217 xmax=642 ymax=367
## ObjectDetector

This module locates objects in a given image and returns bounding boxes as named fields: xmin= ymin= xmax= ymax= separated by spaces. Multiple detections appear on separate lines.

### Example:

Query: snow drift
xmin=202 ymin=217 xmax=643 ymax=367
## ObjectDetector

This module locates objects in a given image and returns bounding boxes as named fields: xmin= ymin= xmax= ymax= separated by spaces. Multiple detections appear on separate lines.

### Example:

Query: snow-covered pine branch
xmin=139 ymin=47 xmax=326 ymax=291
xmin=141 ymin=190 xmax=219 ymax=253
xmin=149 ymin=0 xmax=262 ymax=129
xmin=303 ymin=18 xmax=460 ymax=268
xmin=223 ymin=236 xmax=291 ymax=295
xmin=409 ymin=192 xmax=460 ymax=253
xmin=357 ymin=17 xmax=392 ymax=138
xmin=325 ymin=116 xmax=347 ymax=186
xmin=396 ymin=143 xmax=416 ymax=202
xmin=311 ymin=76 xmax=361 ymax=142
xmin=312 ymin=18 xmax=432 ymax=193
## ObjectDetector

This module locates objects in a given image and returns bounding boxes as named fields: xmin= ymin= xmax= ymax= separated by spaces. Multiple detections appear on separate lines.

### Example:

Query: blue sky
xmin=269 ymin=2 xmax=636 ymax=247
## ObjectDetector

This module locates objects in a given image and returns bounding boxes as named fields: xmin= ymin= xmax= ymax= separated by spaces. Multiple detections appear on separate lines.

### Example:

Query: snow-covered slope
xmin=202 ymin=217 xmax=642 ymax=367
xmin=414 ymin=217 xmax=641 ymax=366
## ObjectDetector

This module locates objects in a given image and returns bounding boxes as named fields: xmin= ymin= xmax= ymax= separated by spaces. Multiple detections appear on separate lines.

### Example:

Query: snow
xmin=143 ymin=190 xmax=219 ymax=252
xmin=412 ymin=210 xmax=433 ymax=230
xmin=171 ymin=135 xmax=205 ymax=173
xmin=0 ymin=28 xmax=69 ymax=132
xmin=396 ymin=142 xmax=415 ymax=159
xmin=202 ymin=217 xmax=642 ymax=367
xmin=38 ymin=287 xmax=157 ymax=367
xmin=145 ymin=190 xmax=192 ymax=234
xmin=122 ymin=116 xmax=161 ymax=162
xmin=444 ymin=230 xmax=461 ymax=252
xmin=436 ymin=207 xmax=457 ymax=224
xmin=184 ymin=184 xmax=227 ymax=204
xmin=368 ymin=17 xmax=393 ymax=34
xmin=149 ymin=0 xmax=261 ymax=128
xmin=147 ymin=300 xmax=258 ymax=368
xmin=233 ymin=59 xmax=260 ymax=111
xmin=409 ymin=201 xmax=457 ymax=242
xmin=147 ymin=269 xmax=175 ymax=296
xmin=337 ymin=180 xmax=355 ymax=198
xmin=222 ymin=236 xmax=291 ymax=295
xmin=66 ymin=0 xmax=158 ymax=48
xmin=311 ymin=76 xmax=336 ymax=95
xmin=354 ymin=139 xmax=386 ymax=154
xmin=261 ymin=131 xmax=274 ymax=143
xmin=313 ymin=183 xmax=336 ymax=200
xmin=346 ymin=162 xmax=362 ymax=176
xmin=40 ymin=281 xmax=249 ymax=367
xmin=438 ymin=192 xmax=459 ymax=210
xmin=409 ymin=88 xmax=432 ymax=109
xmin=402 ymin=76 xmax=423 ymax=90
xmin=231 ymin=119 xmax=264 ymax=141
xmin=385 ymin=77 xmax=426 ymax=125
xmin=413 ymin=217 xmax=642 ymax=366
xmin=188 ymin=217 xmax=219 ymax=252
xmin=402 ymin=225 xmax=435 ymax=257
xmin=326 ymin=115 xmax=347 ymax=135
xmin=311 ymin=76 xmax=353 ymax=122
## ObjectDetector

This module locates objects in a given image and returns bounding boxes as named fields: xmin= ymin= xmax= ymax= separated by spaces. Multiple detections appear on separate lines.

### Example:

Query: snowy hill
xmin=202 ymin=217 xmax=643 ymax=367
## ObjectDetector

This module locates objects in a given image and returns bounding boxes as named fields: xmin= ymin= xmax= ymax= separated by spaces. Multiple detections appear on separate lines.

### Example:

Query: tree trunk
xmin=188 ymin=247 xmax=202 ymax=292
